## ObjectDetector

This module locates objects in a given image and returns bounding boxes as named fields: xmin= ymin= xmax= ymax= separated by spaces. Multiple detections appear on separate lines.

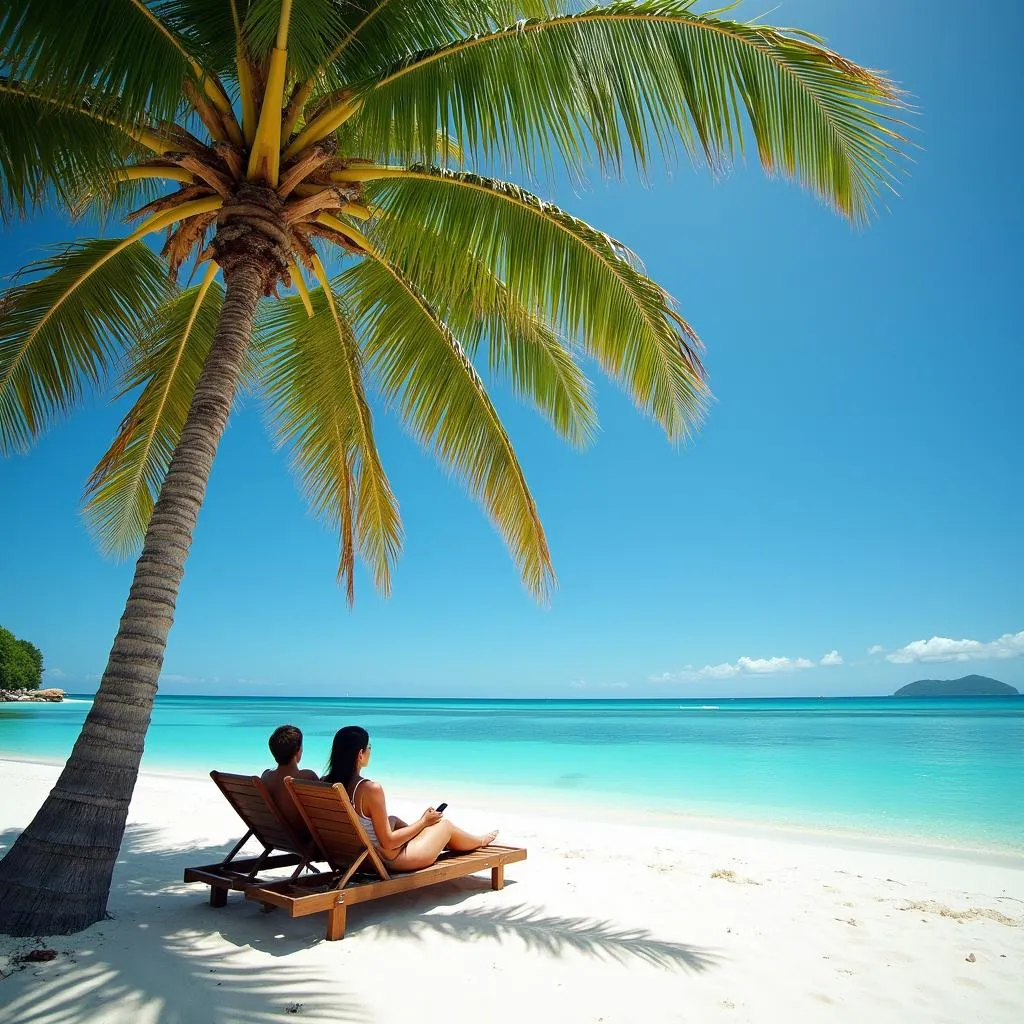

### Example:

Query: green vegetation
xmin=0 ymin=0 xmax=907 ymax=937
xmin=894 ymin=675 xmax=1019 ymax=697
xmin=0 ymin=626 xmax=44 ymax=690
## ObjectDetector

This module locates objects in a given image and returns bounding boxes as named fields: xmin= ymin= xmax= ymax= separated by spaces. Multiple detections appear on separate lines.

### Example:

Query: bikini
xmin=351 ymin=777 xmax=406 ymax=862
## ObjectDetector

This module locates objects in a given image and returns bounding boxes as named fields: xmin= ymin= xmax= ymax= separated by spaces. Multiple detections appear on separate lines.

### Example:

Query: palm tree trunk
xmin=0 ymin=261 xmax=266 ymax=937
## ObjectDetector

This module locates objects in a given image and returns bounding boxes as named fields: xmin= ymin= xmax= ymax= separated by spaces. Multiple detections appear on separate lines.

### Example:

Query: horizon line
xmin=60 ymin=690 xmax=1020 ymax=702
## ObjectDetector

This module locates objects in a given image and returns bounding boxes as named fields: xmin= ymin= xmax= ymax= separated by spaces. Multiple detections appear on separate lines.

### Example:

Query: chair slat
xmin=285 ymin=779 xmax=391 ymax=882
xmin=184 ymin=772 xmax=324 ymax=906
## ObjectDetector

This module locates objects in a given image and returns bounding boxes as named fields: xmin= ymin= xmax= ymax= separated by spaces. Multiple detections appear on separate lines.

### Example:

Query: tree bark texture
xmin=0 ymin=260 xmax=267 ymax=937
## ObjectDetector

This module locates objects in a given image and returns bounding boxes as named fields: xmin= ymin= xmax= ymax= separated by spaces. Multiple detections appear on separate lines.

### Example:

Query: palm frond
xmin=82 ymin=264 xmax=223 ymax=556
xmin=0 ymin=238 xmax=174 ymax=454
xmin=154 ymin=0 xmax=246 ymax=81
xmin=364 ymin=166 xmax=706 ymax=441
xmin=338 ymin=254 xmax=554 ymax=600
xmin=330 ymin=114 xmax=468 ymax=169
xmin=297 ymin=0 xmax=558 ymax=98
xmin=0 ymin=0 xmax=197 ymax=122
xmin=0 ymin=78 xmax=157 ymax=216
xmin=355 ymin=0 xmax=906 ymax=219
xmin=71 ymin=162 xmax=203 ymax=226
xmin=256 ymin=285 xmax=402 ymax=602
xmin=242 ymin=0 xmax=350 ymax=80
xmin=152 ymin=0 xmax=260 ymax=90
xmin=380 ymin=227 xmax=596 ymax=446
xmin=244 ymin=0 xmax=295 ymax=185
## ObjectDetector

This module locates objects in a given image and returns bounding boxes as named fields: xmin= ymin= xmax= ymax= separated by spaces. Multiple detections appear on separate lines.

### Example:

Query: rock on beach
xmin=0 ymin=688 xmax=64 ymax=702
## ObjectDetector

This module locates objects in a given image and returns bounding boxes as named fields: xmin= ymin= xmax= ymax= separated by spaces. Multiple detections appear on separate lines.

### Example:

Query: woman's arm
xmin=359 ymin=780 xmax=441 ymax=853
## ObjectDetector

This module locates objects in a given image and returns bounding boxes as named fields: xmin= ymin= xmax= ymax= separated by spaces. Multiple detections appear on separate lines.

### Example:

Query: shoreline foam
xmin=3 ymin=755 xmax=1021 ymax=868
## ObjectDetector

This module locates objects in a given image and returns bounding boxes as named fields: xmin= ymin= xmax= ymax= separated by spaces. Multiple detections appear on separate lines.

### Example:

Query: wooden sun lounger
xmin=244 ymin=778 xmax=527 ymax=940
xmin=183 ymin=770 xmax=322 ymax=906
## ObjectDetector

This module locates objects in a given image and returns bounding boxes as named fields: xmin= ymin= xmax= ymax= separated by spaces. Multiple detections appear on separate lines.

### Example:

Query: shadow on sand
xmin=206 ymin=870 xmax=719 ymax=973
xmin=0 ymin=826 xmax=366 ymax=1024
xmin=372 ymin=899 xmax=719 ymax=971
xmin=0 ymin=820 xmax=720 ymax=1022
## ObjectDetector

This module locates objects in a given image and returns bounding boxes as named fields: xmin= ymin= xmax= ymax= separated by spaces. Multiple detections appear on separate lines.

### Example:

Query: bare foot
xmin=475 ymin=830 xmax=499 ymax=849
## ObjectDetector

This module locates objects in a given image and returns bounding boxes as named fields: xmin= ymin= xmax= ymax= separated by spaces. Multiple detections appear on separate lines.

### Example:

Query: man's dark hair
xmin=269 ymin=724 xmax=303 ymax=766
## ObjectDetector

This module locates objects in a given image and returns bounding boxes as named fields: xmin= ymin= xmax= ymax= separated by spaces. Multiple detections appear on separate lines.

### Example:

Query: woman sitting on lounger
xmin=323 ymin=725 xmax=498 ymax=870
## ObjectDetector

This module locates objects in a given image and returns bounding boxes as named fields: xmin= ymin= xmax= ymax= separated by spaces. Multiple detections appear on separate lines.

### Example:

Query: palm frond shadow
xmin=0 ymin=826 xmax=368 ymax=1023
xmin=373 ymin=902 xmax=720 ymax=972
xmin=110 ymin=826 xmax=719 ymax=975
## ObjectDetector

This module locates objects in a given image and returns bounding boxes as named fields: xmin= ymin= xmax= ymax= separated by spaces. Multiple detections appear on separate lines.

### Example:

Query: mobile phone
xmin=435 ymin=802 xmax=448 ymax=813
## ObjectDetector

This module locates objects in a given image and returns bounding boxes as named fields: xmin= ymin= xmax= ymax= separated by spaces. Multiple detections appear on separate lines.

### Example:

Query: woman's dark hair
xmin=323 ymin=725 xmax=370 ymax=788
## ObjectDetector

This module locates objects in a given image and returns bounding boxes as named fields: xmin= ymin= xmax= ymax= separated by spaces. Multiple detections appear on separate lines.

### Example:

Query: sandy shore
xmin=1 ymin=759 xmax=1022 ymax=1023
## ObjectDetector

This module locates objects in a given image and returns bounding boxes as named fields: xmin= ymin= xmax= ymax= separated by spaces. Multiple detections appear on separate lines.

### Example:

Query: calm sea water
xmin=2 ymin=695 xmax=1021 ymax=851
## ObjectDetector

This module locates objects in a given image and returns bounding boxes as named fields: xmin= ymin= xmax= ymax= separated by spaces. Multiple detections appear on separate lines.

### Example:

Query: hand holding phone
xmin=435 ymin=802 xmax=448 ymax=813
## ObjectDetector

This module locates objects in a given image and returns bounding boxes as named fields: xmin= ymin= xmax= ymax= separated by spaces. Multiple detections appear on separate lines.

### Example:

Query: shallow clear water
xmin=2 ymin=695 xmax=1022 ymax=850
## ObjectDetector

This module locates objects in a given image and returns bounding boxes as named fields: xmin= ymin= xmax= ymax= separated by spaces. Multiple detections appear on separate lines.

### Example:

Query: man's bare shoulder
xmin=297 ymin=769 xmax=319 ymax=781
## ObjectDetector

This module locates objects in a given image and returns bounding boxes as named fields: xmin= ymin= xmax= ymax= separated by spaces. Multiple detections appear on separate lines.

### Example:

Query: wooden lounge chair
xmin=244 ymin=778 xmax=527 ymax=940
xmin=183 ymin=770 xmax=322 ymax=906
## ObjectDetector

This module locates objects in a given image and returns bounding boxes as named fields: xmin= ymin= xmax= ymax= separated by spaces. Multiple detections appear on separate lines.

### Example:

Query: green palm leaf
xmin=336 ymin=122 xmax=467 ymax=169
xmin=339 ymin=254 xmax=554 ymax=599
xmin=365 ymin=166 xmax=705 ymax=441
xmin=241 ymin=0 xmax=352 ymax=80
xmin=153 ymin=0 xmax=241 ymax=80
xmin=354 ymin=0 xmax=905 ymax=220
xmin=0 ymin=0 xmax=197 ymax=121
xmin=257 ymin=285 xmax=402 ymax=602
xmin=287 ymin=0 xmax=559 ymax=101
xmin=82 ymin=266 xmax=224 ymax=556
xmin=0 ymin=238 xmax=174 ymax=455
xmin=378 ymin=225 xmax=596 ymax=447
xmin=0 ymin=78 xmax=158 ymax=216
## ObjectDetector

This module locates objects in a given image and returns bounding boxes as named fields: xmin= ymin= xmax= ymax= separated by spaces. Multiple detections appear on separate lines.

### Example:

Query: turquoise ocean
xmin=2 ymin=695 xmax=1022 ymax=852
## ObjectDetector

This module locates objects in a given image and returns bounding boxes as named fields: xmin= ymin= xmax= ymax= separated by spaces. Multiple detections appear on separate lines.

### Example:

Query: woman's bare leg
xmin=446 ymin=822 xmax=498 ymax=852
xmin=389 ymin=820 xmax=498 ymax=871
xmin=388 ymin=815 xmax=408 ymax=829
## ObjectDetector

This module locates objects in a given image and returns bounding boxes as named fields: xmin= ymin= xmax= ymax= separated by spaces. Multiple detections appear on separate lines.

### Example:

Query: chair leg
xmin=325 ymin=902 xmax=347 ymax=941
xmin=491 ymin=865 xmax=505 ymax=890
xmin=210 ymin=885 xmax=228 ymax=908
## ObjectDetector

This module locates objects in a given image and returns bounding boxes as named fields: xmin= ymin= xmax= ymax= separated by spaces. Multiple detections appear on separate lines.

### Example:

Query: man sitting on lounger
xmin=262 ymin=724 xmax=319 ymax=840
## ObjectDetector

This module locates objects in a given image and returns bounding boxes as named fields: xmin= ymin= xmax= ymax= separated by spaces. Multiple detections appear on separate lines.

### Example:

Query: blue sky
xmin=1 ymin=0 xmax=1021 ymax=699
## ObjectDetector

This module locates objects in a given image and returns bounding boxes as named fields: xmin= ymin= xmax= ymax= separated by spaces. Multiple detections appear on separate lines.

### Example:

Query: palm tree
xmin=0 ymin=0 xmax=905 ymax=936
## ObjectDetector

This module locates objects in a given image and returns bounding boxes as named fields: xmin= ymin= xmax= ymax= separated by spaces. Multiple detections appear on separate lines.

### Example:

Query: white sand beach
xmin=1 ymin=758 xmax=1022 ymax=1023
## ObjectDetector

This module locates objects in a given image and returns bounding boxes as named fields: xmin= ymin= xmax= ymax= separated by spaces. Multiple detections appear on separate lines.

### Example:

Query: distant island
xmin=894 ymin=674 xmax=1019 ymax=697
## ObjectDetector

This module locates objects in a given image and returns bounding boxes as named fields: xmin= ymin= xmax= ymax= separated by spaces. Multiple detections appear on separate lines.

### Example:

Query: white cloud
xmin=701 ymin=662 xmax=742 ymax=679
xmin=820 ymin=650 xmax=843 ymax=667
xmin=886 ymin=630 xmax=1024 ymax=665
xmin=737 ymin=656 xmax=814 ymax=674
xmin=652 ymin=654 xmax=819 ymax=683
xmin=867 ymin=645 xmax=884 ymax=656
xmin=44 ymin=667 xmax=66 ymax=678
